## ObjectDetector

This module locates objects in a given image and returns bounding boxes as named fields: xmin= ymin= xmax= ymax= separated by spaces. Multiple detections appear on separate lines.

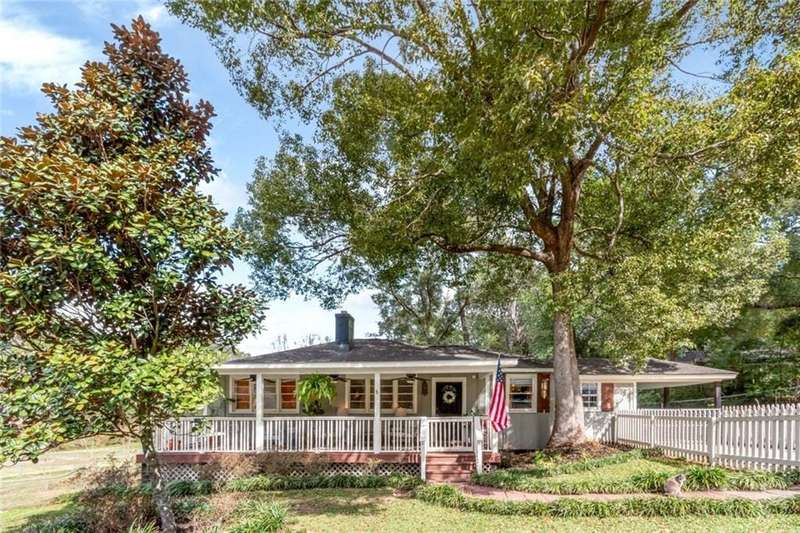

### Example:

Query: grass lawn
xmin=204 ymin=488 xmax=800 ymax=532
xmin=5 ymin=445 xmax=800 ymax=532
xmin=0 ymin=442 xmax=138 ymax=530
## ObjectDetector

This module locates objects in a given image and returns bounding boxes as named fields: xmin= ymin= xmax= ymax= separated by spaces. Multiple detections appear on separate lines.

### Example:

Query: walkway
xmin=459 ymin=483 xmax=800 ymax=502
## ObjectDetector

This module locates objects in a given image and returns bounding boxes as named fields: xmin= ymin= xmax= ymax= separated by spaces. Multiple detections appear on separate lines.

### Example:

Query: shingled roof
xmin=515 ymin=357 xmax=737 ymax=377
xmin=222 ymin=338 xmax=734 ymax=378
xmin=223 ymin=338 xmax=508 ymax=365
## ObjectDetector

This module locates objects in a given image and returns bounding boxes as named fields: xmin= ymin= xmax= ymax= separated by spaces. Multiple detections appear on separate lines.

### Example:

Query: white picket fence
xmin=615 ymin=404 xmax=800 ymax=470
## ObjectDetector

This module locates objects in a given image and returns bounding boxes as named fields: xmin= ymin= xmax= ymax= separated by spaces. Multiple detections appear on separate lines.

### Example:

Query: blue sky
xmin=0 ymin=0 xmax=382 ymax=354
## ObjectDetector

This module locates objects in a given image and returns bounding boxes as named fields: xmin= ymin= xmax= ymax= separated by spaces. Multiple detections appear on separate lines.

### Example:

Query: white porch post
xmin=255 ymin=373 xmax=264 ymax=451
xmin=373 ymin=372 xmax=382 ymax=452
xmin=484 ymin=373 xmax=491 ymax=414
xmin=420 ymin=416 xmax=428 ymax=481
xmin=485 ymin=372 xmax=500 ymax=452
xmin=473 ymin=415 xmax=484 ymax=474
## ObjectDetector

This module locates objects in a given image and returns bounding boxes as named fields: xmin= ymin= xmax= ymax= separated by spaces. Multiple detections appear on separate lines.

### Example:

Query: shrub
xmin=730 ymin=470 xmax=789 ymax=491
xmin=630 ymin=471 xmax=672 ymax=493
xmin=166 ymin=479 xmax=214 ymax=497
xmin=224 ymin=473 xmax=420 ymax=492
xmin=765 ymin=495 xmax=800 ymax=514
xmin=70 ymin=460 xmax=156 ymax=532
xmin=685 ymin=466 xmax=729 ymax=491
xmin=229 ymin=501 xmax=287 ymax=533
xmin=387 ymin=473 xmax=424 ymax=490
xmin=172 ymin=496 xmax=212 ymax=522
xmin=21 ymin=511 xmax=88 ymax=533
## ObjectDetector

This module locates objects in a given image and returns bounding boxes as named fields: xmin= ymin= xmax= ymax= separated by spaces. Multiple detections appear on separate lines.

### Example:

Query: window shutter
xmin=601 ymin=383 xmax=615 ymax=412
xmin=536 ymin=373 xmax=551 ymax=413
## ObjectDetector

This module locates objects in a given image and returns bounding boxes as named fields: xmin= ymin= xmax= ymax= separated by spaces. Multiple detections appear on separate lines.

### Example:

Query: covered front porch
xmin=154 ymin=414 xmax=498 ymax=455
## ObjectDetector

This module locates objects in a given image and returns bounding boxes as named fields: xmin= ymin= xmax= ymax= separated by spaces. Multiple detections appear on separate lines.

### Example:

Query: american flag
xmin=488 ymin=356 xmax=511 ymax=432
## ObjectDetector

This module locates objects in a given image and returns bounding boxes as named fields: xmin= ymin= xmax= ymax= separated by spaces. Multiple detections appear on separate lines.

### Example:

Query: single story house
xmin=151 ymin=311 xmax=736 ymax=482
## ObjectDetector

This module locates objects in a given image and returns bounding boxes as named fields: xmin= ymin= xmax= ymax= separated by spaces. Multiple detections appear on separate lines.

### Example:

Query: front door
xmin=434 ymin=380 xmax=464 ymax=416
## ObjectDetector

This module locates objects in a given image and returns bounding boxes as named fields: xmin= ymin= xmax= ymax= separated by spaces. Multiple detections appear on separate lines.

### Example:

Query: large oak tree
xmin=172 ymin=0 xmax=800 ymax=446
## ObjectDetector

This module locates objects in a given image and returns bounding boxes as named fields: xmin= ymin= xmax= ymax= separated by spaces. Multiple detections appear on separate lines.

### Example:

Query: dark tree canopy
xmin=0 ymin=18 xmax=263 ymax=530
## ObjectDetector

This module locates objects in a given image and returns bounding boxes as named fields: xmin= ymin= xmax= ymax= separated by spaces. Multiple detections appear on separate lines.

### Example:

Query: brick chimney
xmin=335 ymin=311 xmax=354 ymax=351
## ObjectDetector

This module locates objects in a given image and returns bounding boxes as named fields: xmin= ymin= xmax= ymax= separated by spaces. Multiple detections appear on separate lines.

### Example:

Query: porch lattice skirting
xmin=149 ymin=461 xmax=422 ymax=484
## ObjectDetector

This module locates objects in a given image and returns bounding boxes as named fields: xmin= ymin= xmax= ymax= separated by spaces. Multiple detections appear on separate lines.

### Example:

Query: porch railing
xmin=155 ymin=415 xmax=497 ymax=456
xmin=157 ymin=417 xmax=257 ymax=453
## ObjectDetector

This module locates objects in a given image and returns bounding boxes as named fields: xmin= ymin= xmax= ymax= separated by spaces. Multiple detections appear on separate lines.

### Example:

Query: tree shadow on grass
xmin=4 ymin=502 xmax=79 ymax=533
xmin=271 ymin=488 xmax=391 ymax=517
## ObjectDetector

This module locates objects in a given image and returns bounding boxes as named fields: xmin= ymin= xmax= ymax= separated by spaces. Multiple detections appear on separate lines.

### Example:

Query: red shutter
xmin=601 ymin=383 xmax=615 ymax=412
xmin=537 ymin=373 xmax=551 ymax=413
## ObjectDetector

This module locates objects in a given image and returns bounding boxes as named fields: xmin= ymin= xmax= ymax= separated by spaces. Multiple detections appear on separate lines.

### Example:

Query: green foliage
xmin=166 ymin=479 xmax=214 ymax=497
xmin=474 ymin=448 xmax=652 ymax=491
xmin=414 ymin=484 xmax=793 ymax=518
xmin=126 ymin=521 xmax=159 ymax=533
xmin=171 ymin=0 xmax=800 ymax=372
xmin=229 ymin=501 xmax=287 ymax=533
xmin=372 ymin=252 xmax=549 ymax=355
xmin=476 ymin=451 xmax=797 ymax=495
xmin=224 ymin=473 xmax=421 ymax=493
xmin=20 ymin=512 xmax=88 ymax=533
xmin=171 ymin=496 xmax=211 ymax=521
xmin=0 ymin=17 xmax=264 ymax=467
xmin=685 ymin=466 xmax=730 ymax=491
xmin=730 ymin=470 xmax=790 ymax=491
xmin=629 ymin=471 xmax=672 ymax=493
xmin=296 ymin=374 xmax=337 ymax=415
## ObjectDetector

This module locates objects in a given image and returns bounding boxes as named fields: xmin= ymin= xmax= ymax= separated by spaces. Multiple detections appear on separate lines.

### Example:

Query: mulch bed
xmin=503 ymin=442 xmax=632 ymax=469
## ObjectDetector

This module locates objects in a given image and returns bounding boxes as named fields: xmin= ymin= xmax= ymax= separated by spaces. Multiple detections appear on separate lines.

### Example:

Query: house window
xmin=280 ymin=378 xmax=297 ymax=410
xmin=582 ymin=383 xmax=599 ymax=410
xmin=233 ymin=377 xmax=252 ymax=411
xmin=229 ymin=376 xmax=298 ymax=413
xmin=263 ymin=378 xmax=278 ymax=411
xmin=380 ymin=381 xmax=394 ymax=410
xmin=367 ymin=378 xmax=417 ymax=413
xmin=396 ymin=379 xmax=415 ymax=410
xmin=347 ymin=378 xmax=369 ymax=411
xmin=509 ymin=376 xmax=535 ymax=411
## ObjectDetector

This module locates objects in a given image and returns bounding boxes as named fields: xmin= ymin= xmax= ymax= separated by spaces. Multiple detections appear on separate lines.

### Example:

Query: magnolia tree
xmin=0 ymin=18 xmax=263 ymax=531
xmin=172 ymin=0 xmax=800 ymax=446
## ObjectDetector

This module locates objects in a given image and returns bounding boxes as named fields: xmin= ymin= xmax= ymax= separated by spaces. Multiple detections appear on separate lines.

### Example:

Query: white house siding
xmin=503 ymin=413 xmax=552 ymax=450
xmin=614 ymin=383 xmax=636 ymax=410
xmin=212 ymin=373 xmax=489 ymax=417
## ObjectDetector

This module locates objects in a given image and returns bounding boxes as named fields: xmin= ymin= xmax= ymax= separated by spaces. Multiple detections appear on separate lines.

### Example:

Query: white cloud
xmin=0 ymin=18 xmax=93 ymax=92
xmin=138 ymin=3 xmax=166 ymax=23
xmin=128 ymin=1 xmax=170 ymax=25
xmin=198 ymin=171 xmax=249 ymax=219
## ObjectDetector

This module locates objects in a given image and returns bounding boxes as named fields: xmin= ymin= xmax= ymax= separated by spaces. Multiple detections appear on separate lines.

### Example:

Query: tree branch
xmin=428 ymin=235 xmax=551 ymax=264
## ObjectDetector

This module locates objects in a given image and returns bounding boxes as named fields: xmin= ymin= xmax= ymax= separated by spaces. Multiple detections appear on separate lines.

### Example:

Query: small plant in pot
xmin=297 ymin=374 xmax=337 ymax=415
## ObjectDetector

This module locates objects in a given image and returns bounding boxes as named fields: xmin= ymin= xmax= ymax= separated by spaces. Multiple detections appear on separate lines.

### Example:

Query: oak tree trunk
xmin=547 ymin=283 xmax=587 ymax=448
xmin=141 ymin=430 xmax=176 ymax=533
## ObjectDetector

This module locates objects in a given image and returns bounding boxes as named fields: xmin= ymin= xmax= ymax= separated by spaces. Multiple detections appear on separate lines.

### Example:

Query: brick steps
xmin=425 ymin=453 xmax=479 ymax=482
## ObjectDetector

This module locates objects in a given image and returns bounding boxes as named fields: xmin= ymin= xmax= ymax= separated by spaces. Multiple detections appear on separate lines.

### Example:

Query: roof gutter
xmin=215 ymin=358 xmax=518 ymax=374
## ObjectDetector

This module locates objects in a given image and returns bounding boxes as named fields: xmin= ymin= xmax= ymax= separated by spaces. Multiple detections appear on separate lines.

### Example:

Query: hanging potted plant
xmin=296 ymin=374 xmax=337 ymax=415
